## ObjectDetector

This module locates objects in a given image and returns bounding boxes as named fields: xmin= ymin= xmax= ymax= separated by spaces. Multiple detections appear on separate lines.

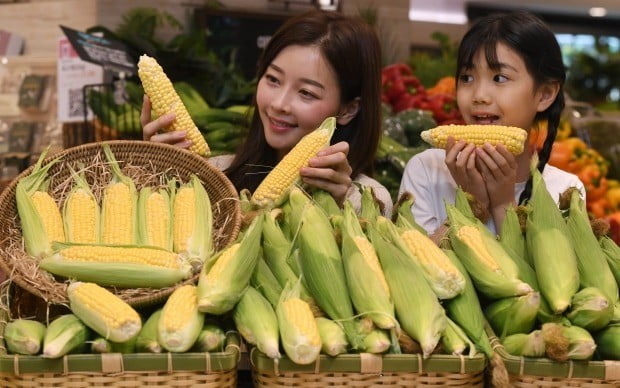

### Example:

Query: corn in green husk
xmin=392 ymin=192 xmax=418 ymax=230
xmin=594 ymin=324 xmax=620 ymax=360
xmin=15 ymin=148 xmax=63 ymax=257
xmin=42 ymin=314 xmax=89 ymax=358
xmin=601 ymin=235 xmax=620 ymax=286
xmin=137 ymin=185 xmax=172 ymax=250
xmin=136 ymin=309 xmax=162 ymax=353
xmin=499 ymin=205 xmax=526 ymax=265
xmin=360 ymin=185 xmax=382 ymax=223
xmin=503 ymin=330 xmax=545 ymax=357
xmin=4 ymin=319 xmax=46 ymax=355
xmin=251 ymin=254 xmax=283 ymax=308
xmin=526 ymin=166 xmax=579 ymax=314
xmin=90 ymin=336 xmax=136 ymax=353
xmin=362 ymin=329 xmax=391 ymax=354
xmin=441 ymin=317 xmax=476 ymax=357
xmin=566 ymin=287 xmax=613 ymax=331
xmin=371 ymin=218 xmax=446 ymax=358
xmin=158 ymin=284 xmax=205 ymax=352
xmin=566 ymin=190 xmax=618 ymax=304
xmin=563 ymin=325 xmax=597 ymax=360
xmin=484 ymin=292 xmax=540 ymax=339
xmin=281 ymin=187 xmax=310 ymax=240
xmin=197 ymin=212 xmax=263 ymax=314
xmin=315 ymin=317 xmax=348 ymax=356
xmin=297 ymin=201 xmax=364 ymax=349
xmin=341 ymin=201 xmax=396 ymax=330
xmin=312 ymin=189 xmax=342 ymax=217
xmin=277 ymin=282 xmax=322 ymax=365
xmin=191 ymin=321 xmax=227 ymax=352
xmin=233 ymin=286 xmax=280 ymax=359
xmin=446 ymin=204 xmax=532 ymax=299
xmin=612 ymin=302 xmax=620 ymax=324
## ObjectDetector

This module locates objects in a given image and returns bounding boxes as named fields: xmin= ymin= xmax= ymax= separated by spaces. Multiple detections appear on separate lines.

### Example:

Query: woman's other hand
xmin=300 ymin=141 xmax=353 ymax=205
xmin=141 ymin=95 xmax=192 ymax=149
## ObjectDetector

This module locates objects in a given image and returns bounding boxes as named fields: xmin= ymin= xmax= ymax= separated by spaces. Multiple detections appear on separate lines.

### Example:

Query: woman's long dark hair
xmin=456 ymin=11 xmax=566 ymax=204
xmin=225 ymin=10 xmax=382 ymax=193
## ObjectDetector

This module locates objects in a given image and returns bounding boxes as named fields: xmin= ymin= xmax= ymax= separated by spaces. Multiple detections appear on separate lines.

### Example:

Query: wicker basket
xmin=251 ymin=348 xmax=486 ymax=387
xmin=0 ymin=140 xmax=241 ymax=308
xmin=0 ymin=291 xmax=241 ymax=388
xmin=489 ymin=328 xmax=620 ymax=387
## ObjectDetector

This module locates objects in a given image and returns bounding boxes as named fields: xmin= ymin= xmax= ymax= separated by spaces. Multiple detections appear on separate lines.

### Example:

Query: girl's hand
xmin=444 ymin=137 xmax=490 ymax=208
xmin=474 ymin=143 xmax=518 ymax=209
xmin=300 ymin=141 xmax=353 ymax=205
xmin=141 ymin=95 xmax=192 ymax=149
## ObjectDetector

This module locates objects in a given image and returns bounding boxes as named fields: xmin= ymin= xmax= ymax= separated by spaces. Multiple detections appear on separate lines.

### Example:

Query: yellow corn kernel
xmin=251 ymin=117 xmax=336 ymax=208
xmin=456 ymin=225 xmax=500 ymax=271
xmin=205 ymin=243 xmax=240 ymax=284
xmin=160 ymin=285 xmax=198 ymax=331
xmin=421 ymin=125 xmax=527 ymax=154
xmin=65 ymin=189 xmax=98 ymax=244
xmin=352 ymin=236 xmax=390 ymax=296
xmin=173 ymin=187 xmax=195 ymax=252
xmin=68 ymin=282 xmax=141 ymax=343
xmin=31 ymin=191 xmax=65 ymax=244
xmin=137 ymin=55 xmax=209 ymax=156
xmin=58 ymin=245 xmax=180 ymax=268
xmin=102 ymin=182 xmax=134 ymax=244
xmin=282 ymin=298 xmax=321 ymax=346
xmin=145 ymin=191 xmax=170 ymax=249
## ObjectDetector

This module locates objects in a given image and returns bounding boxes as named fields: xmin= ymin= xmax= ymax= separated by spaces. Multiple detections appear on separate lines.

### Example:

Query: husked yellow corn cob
xmin=68 ymin=282 xmax=141 ymax=343
xmin=31 ymin=192 xmax=65 ymax=244
xmin=277 ymin=294 xmax=321 ymax=365
xmin=353 ymin=236 xmax=390 ymax=295
xmin=251 ymin=117 xmax=336 ymax=208
xmin=400 ymin=227 xmax=466 ymax=299
xmin=40 ymin=243 xmax=191 ymax=288
xmin=158 ymin=284 xmax=204 ymax=352
xmin=137 ymin=55 xmax=209 ymax=156
xmin=64 ymin=167 xmax=99 ymax=244
xmin=205 ymin=243 xmax=240 ymax=283
xmin=138 ymin=187 xmax=171 ymax=250
xmin=455 ymin=226 xmax=500 ymax=270
xmin=421 ymin=124 xmax=527 ymax=154
xmin=101 ymin=145 xmax=138 ymax=245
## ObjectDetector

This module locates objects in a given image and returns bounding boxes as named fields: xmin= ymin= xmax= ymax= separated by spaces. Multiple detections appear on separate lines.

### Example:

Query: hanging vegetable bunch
xmin=381 ymin=63 xmax=464 ymax=125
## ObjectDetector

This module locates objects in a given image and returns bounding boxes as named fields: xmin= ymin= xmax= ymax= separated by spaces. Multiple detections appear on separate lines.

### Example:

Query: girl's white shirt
xmin=399 ymin=148 xmax=585 ymax=236
xmin=209 ymin=154 xmax=393 ymax=217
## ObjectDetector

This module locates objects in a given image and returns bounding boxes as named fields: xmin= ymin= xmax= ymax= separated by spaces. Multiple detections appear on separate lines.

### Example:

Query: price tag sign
xmin=60 ymin=25 xmax=136 ymax=75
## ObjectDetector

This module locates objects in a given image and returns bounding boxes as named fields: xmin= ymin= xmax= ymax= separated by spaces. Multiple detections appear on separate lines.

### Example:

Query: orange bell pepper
xmin=427 ymin=76 xmax=456 ymax=96
xmin=548 ymin=140 xmax=573 ymax=171
xmin=606 ymin=187 xmax=620 ymax=210
xmin=588 ymin=197 xmax=610 ymax=219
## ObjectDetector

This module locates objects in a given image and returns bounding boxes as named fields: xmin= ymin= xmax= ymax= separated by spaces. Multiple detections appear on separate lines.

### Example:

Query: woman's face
xmin=456 ymin=42 xmax=552 ymax=132
xmin=256 ymin=45 xmax=343 ymax=159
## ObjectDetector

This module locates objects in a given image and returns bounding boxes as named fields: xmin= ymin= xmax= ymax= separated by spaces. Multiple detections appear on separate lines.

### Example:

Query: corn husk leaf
xmin=503 ymin=330 xmax=545 ymax=357
xmin=233 ymin=286 xmax=280 ymax=359
xmin=315 ymin=317 xmax=348 ymax=356
xmin=566 ymin=287 xmax=613 ymax=331
xmin=4 ymin=319 xmax=46 ymax=355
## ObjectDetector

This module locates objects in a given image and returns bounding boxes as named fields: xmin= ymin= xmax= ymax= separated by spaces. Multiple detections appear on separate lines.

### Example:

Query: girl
xmin=399 ymin=10 xmax=584 ymax=238
xmin=142 ymin=10 xmax=392 ymax=214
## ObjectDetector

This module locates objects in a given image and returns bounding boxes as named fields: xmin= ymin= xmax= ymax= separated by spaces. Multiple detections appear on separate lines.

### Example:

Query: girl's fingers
xmin=150 ymin=131 xmax=188 ymax=145
xmin=300 ymin=166 xmax=352 ymax=186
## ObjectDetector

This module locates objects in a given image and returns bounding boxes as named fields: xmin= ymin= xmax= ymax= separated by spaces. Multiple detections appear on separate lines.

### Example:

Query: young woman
xmin=142 ymin=10 xmax=392 ymax=214
xmin=399 ymin=10 xmax=584 ymax=237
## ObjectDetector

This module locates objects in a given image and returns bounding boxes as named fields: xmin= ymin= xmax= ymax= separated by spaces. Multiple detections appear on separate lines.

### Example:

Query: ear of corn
xmin=173 ymin=175 xmax=213 ymax=266
xmin=370 ymin=218 xmax=446 ymax=358
xmin=16 ymin=149 xmax=64 ymax=257
xmin=251 ymin=117 xmax=336 ymax=209
xmin=398 ymin=225 xmax=466 ymax=299
xmin=341 ymin=201 xmax=395 ymax=330
xmin=42 ymin=314 xmax=89 ymax=358
xmin=68 ymin=282 xmax=141 ymax=343
xmin=158 ymin=284 xmax=205 ymax=352
xmin=91 ymin=336 xmax=137 ymax=354
xmin=360 ymin=185 xmax=382 ymax=223
xmin=315 ymin=317 xmax=348 ymax=356
xmin=40 ymin=242 xmax=192 ymax=288
xmin=281 ymin=187 xmax=311 ymax=240
xmin=251 ymin=254 xmax=283 ymax=308
xmin=135 ymin=309 xmax=162 ymax=353
xmin=503 ymin=331 xmax=545 ymax=357
xmin=442 ymin=249 xmax=494 ymax=358
xmin=563 ymin=325 xmax=597 ymax=360
xmin=601 ymin=235 xmax=620 ymax=285
xmin=420 ymin=124 xmax=527 ymax=155
xmin=137 ymin=186 xmax=172 ymax=250
xmin=191 ymin=321 xmax=227 ymax=352
xmin=566 ymin=287 xmax=613 ymax=332
xmin=361 ymin=329 xmax=391 ymax=354
xmin=593 ymin=324 xmax=620 ymax=360
xmin=499 ymin=205 xmax=526 ymax=265
xmin=441 ymin=317 xmax=476 ymax=357
xmin=233 ymin=286 xmax=281 ymax=359
xmin=137 ymin=54 xmax=209 ymax=156
xmin=101 ymin=144 xmax=138 ymax=245
xmin=446 ymin=204 xmax=533 ymax=299
xmin=484 ymin=293 xmax=540 ymax=339
xmin=277 ymin=282 xmax=322 ymax=365
xmin=197 ymin=212 xmax=263 ymax=314
xmin=392 ymin=191 xmax=416 ymax=228
xmin=566 ymin=189 xmax=618 ymax=304
xmin=4 ymin=319 xmax=46 ymax=355
xmin=63 ymin=166 xmax=100 ymax=244
xmin=297 ymin=201 xmax=364 ymax=349
xmin=312 ymin=189 xmax=342 ymax=217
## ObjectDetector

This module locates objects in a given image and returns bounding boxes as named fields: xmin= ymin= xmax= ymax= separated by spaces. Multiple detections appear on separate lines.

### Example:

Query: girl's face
xmin=456 ymin=42 xmax=555 ymax=132
xmin=256 ymin=45 xmax=344 ymax=159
